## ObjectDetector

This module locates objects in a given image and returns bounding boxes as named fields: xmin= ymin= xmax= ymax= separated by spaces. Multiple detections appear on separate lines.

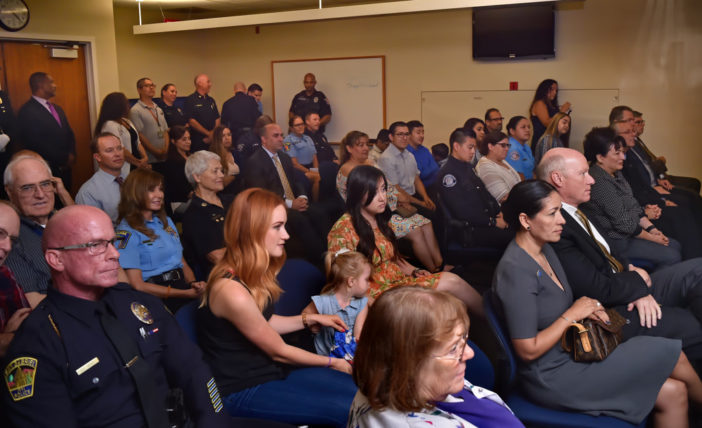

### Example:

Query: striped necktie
xmin=273 ymin=154 xmax=294 ymax=200
xmin=575 ymin=209 xmax=624 ymax=273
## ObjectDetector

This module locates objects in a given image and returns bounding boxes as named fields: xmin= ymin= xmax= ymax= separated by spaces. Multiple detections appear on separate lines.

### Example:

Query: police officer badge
xmin=442 ymin=174 xmax=457 ymax=188
xmin=130 ymin=302 xmax=154 ymax=325
xmin=4 ymin=357 xmax=37 ymax=401
xmin=313 ymin=97 xmax=318 ymax=103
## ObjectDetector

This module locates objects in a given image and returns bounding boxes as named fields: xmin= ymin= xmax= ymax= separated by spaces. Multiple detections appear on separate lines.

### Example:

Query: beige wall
xmin=114 ymin=0 xmax=701 ymax=180
xmin=15 ymin=0 xmax=120 ymax=101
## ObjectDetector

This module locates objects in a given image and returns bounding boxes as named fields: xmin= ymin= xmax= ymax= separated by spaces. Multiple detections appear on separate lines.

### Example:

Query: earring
xmin=526 ymin=226 xmax=531 ymax=230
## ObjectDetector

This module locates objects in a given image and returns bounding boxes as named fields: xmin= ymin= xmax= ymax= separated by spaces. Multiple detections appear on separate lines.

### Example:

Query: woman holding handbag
xmin=493 ymin=179 xmax=702 ymax=426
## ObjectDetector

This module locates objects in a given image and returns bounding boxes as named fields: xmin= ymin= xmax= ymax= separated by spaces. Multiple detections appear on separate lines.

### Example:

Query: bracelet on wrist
xmin=326 ymin=356 xmax=332 ymax=368
xmin=166 ymin=285 xmax=172 ymax=298
xmin=302 ymin=313 xmax=309 ymax=329
xmin=561 ymin=315 xmax=575 ymax=324
xmin=645 ymin=225 xmax=656 ymax=232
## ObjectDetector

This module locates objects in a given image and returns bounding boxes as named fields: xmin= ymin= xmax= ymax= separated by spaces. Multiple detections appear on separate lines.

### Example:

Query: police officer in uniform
xmin=289 ymin=73 xmax=331 ymax=132
xmin=220 ymin=82 xmax=260 ymax=145
xmin=437 ymin=128 xmax=513 ymax=251
xmin=184 ymin=74 xmax=220 ymax=153
xmin=1 ymin=205 xmax=230 ymax=427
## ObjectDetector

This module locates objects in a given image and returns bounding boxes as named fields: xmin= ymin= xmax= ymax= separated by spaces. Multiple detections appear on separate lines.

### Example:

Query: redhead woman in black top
xmin=196 ymin=188 xmax=356 ymax=427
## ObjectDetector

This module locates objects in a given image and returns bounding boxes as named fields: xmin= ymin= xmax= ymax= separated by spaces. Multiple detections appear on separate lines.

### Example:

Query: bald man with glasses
xmin=1 ymin=205 xmax=235 ymax=427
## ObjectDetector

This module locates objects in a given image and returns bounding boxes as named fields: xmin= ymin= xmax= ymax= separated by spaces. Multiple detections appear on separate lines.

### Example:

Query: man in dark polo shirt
xmin=184 ymin=74 xmax=220 ymax=152
xmin=289 ymin=73 xmax=331 ymax=131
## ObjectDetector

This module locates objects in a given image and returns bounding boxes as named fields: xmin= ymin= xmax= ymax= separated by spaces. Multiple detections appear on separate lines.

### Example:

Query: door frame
xmin=0 ymin=32 xmax=99 ymax=132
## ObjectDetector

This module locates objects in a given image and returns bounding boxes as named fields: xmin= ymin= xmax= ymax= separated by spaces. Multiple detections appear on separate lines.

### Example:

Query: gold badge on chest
xmin=130 ymin=302 xmax=154 ymax=325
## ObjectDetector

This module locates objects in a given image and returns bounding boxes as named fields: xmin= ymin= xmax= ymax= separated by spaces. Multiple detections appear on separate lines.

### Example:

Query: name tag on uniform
xmin=75 ymin=357 xmax=100 ymax=375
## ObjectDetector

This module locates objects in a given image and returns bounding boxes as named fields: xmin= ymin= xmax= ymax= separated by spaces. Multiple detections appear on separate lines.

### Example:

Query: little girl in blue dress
xmin=306 ymin=249 xmax=371 ymax=362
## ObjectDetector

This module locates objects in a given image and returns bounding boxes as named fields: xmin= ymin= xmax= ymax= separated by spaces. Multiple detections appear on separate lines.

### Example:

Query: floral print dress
xmin=328 ymin=213 xmax=441 ymax=299
xmin=336 ymin=172 xmax=430 ymax=238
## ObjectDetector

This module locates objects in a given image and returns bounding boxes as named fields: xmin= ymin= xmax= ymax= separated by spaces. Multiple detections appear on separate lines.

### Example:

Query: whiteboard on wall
xmin=272 ymin=56 xmax=386 ymax=142
xmin=420 ymin=89 xmax=620 ymax=153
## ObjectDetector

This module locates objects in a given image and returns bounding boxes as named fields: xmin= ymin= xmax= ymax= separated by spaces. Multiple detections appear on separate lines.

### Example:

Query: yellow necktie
xmin=273 ymin=154 xmax=295 ymax=200
xmin=575 ymin=209 xmax=624 ymax=273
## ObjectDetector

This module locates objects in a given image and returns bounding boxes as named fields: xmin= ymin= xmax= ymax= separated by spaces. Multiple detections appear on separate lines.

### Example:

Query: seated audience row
xmin=495 ymin=179 xmax=702 ymax=426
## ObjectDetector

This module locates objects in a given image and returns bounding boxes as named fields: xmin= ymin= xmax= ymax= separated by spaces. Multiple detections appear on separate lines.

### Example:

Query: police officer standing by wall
xmin=289 ymin=73 xmax=332 ymax=132
xmin=1 ymin=205 xmax=230 ymax=427
xmin=184 ymin=74 xmax=220 ymax=153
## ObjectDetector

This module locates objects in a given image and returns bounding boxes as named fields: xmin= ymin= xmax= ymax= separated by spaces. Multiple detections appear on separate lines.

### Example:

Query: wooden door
xmin=0 ymin=41 xmax=93 ymax=193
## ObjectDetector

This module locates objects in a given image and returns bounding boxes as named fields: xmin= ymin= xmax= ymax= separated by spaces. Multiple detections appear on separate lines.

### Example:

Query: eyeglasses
xmin=433 ymin=333 xmax=469 ymax=361
xmin=488 ymin=117 xmax=504 ymax=121
xmin=615 ymin=118 xmax=635 ymax=123
xmin=292 ymin=123 xmax=305 ymax=127
xmin=394 ymin=132 xmax=410 ymax=137
xmin=494 ymin=143 xmax=510 ymax=148
xmin=49 ymin=238 xmax=122 ymax=256
xmin=0 ymin=227 xmax=19 ymax=245
xmin=17 ymin=180 xmax=54 ymax=197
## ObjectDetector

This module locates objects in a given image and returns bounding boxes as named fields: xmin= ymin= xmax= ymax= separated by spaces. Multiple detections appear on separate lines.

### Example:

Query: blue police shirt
xmin=505 ymin=136 xmax=535 ymax=179
xmin=283 ymin=133 xmax=317 ymax=166
xmin=116 ymin=216 xmax=183 ymax=280
xmin=407 ymin=144 xmax=439 ymax=187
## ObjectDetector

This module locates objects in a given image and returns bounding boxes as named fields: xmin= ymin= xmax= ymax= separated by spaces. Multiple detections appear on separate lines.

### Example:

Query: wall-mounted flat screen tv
xmin=473 ymin=3 xmax=555 ymax=60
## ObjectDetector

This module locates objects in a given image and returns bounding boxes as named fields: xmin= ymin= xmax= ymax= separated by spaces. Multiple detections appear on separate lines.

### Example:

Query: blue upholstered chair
xmin=274 ymin=258 xmax=326 ymax=316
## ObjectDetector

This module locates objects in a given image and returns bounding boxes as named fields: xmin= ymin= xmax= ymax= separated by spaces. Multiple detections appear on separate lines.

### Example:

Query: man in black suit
xmin=612 ymin=106 xmax=702 ymax=259
xmin=17 ymin=72 xmax=76 ymax=190
xmin=537 ymin=147 xmax=702 ymax=355
xmin=242 ymin=123 xmax=328 ymax=264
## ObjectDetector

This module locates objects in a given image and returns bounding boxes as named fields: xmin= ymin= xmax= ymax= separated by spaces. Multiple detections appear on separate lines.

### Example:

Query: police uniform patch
xmin=165 ymin=226 xmax=177 ymax=237
xmin=4 ymin=357 xmax=37 ymax=402
xmin=115 ymin=230 xmax=131 ymax=249
xmin=313 ymin=97 xmax=319 ymax=103
xmin=442 ymin=174 xmax=457 ymax=188
xmin=510 ymin=151 xmax=520 ymax=161
xmin=130 ymin=302 xmax=154 ymax=325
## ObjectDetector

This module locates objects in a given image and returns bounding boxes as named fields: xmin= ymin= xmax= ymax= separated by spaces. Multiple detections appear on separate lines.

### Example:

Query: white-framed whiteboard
xmin=272 ymin=56 xmax=386 ymax=142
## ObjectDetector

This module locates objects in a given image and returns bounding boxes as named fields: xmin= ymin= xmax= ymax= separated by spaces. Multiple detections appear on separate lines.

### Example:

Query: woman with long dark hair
xmin=463 ymin=117 xmax=487 ymax=165
xmin=337 ymin=130 xmax=447 ymax=273
xmin=328 ymin=165 xmax=483 ymax=317
xmin=95 ymin=92 xmax=149 ymax=176
xmin=115 ymin=168 xmax=204 ymax=312
xmin=529 ymin=79 xmax=571 ymax=148
xmin=209 ymin=124 xmax=239 ymax=194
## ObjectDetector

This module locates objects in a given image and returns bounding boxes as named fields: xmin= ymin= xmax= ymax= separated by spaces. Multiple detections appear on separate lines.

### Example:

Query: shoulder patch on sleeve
xmin=442 ymin=174 xmax=457 ymax=188
xmin=5 ymin=357 xmax=38 ymax=401
xmin=115 ymin=230 xmax=131 ymax=249
xmin=510 ymin=151 xmax=521 ymax=161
